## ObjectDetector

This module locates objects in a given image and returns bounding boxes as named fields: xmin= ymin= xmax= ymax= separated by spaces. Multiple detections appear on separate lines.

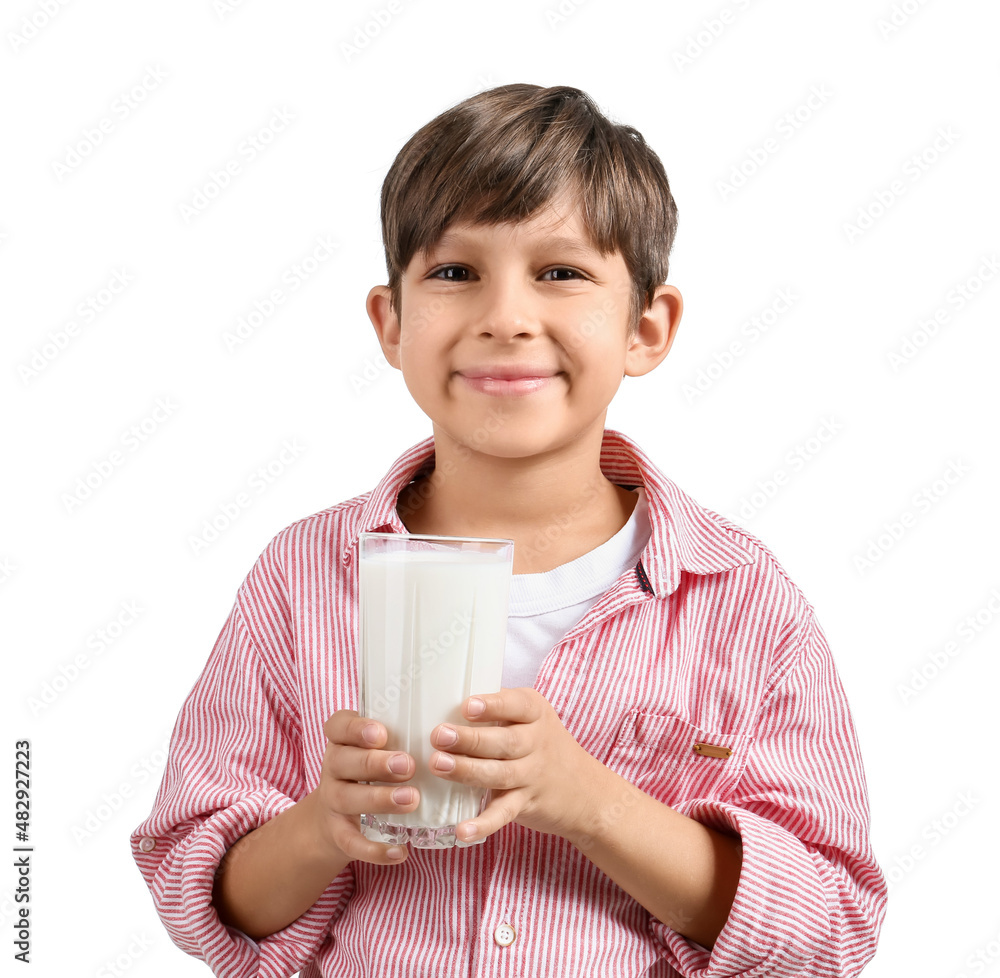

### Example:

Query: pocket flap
xmin=606 ymin=711 xmax=752 ymax=806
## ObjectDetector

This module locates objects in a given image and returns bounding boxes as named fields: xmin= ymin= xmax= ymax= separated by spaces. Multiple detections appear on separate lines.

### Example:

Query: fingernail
xmin=386 ymin=846 xmax=406 ymax=860
xmin=458 ymin=822 xmax=478 ymax=843
xmin=433 ymin=752 xmax=455 ymax=772
xmin=392 ymin=786 xmax=415 ymax=805
xmin=467 ymin=697 xmax=485 ymax=717
xmin=362 ymin=723 xmax=380 ymax=745
xmin=388 ymin=753 xmax=409 ymax=775
xmin=436 ymin=725 xmax=458 ymax=747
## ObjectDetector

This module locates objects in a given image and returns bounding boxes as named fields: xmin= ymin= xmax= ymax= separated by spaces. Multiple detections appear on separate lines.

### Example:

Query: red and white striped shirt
xmin=131 ymin=429 xmax=887 ymax=977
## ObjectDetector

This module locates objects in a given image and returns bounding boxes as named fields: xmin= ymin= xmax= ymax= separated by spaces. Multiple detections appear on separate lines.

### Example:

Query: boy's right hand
xmin=308 ymin=709 xmax=419 ymax=865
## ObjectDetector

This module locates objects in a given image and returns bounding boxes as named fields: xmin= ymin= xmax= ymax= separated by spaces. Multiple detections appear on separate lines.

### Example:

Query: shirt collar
xmin=344 ymin=429 xmax=757 ymax=597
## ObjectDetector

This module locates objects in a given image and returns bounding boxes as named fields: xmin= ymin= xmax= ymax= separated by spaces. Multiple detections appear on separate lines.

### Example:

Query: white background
xmin=2 ymin=0 xmax=999 ymax=975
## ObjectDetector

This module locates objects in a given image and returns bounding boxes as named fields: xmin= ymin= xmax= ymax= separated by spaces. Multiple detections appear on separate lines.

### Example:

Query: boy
xmin=132 ymin=84 xmax=887 ymax=977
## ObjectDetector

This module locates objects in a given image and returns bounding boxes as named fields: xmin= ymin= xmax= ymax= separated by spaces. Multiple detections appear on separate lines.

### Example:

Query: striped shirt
xmin=503 ymin=486 xmax=650 ymax=689
xmin=131 ymin=429 xmax=887 ymax=977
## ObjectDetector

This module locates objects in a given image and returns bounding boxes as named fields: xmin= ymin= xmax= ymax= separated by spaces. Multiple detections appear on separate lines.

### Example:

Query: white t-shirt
xmin=501 ymin=487 xmax=651 ymax=689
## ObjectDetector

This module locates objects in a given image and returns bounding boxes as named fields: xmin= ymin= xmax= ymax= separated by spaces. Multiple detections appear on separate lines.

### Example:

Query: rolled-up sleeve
xmin=651 ymin=611 xmax=887 ymax=978
xmin=131 ymin=595 xmax=354 ymax=977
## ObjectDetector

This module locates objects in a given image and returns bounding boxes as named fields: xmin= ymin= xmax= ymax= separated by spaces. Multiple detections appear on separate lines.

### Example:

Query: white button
xmin=138 ymin=837 xmax=156 ymax=852
xmin=493 ymin=922 xmax=516 ymax=947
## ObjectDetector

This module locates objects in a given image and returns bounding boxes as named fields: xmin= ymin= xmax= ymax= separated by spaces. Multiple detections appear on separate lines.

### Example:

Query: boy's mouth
xmin=457 ymin=365 xmax=560 ymax=397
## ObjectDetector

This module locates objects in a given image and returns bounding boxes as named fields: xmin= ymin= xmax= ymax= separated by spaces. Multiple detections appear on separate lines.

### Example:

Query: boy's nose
xmin=477 ymin=279 xmax=538 ymax=339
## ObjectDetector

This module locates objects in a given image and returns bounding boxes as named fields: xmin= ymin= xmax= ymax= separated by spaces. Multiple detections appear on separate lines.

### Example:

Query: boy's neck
xmin=395 ymin=424 xmax=640 ymax=575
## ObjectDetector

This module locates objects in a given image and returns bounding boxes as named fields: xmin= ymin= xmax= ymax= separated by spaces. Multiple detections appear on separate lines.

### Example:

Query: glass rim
xmin=360 ymin=530 xmax=514 ymax=547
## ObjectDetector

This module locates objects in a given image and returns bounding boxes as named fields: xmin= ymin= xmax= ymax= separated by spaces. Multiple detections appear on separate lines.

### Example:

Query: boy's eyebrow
xmin=428 ymin=231 xmax=602 ymax=260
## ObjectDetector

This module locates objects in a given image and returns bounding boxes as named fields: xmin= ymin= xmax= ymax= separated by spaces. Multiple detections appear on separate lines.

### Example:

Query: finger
xmin=323 ymin=709 xmax=387 ymax=749
xmin=428 ymin=750 xmax=519 ymax=791
xmin=330 ymin=779 xmax=422 ymax=817
xmin=330 ymin=822 xmax=410 ymax=866
xmin=326 ymin=742 xmax=416 ymax=784
xmin=453 ymin=791 xmax=523 ymax=845
xmin=463 ymin=687 xmax=541 ymax=724
xmin=430 ymin=721 xmax=524 ymax=760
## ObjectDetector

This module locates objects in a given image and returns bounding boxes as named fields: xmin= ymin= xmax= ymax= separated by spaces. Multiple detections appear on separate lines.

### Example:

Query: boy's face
xmin=367 ymin=194 xmax=681 ymax=462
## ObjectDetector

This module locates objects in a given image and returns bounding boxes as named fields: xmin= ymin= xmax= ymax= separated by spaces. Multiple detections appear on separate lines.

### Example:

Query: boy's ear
xmin=366 ymin=285 xmax=402 ymax=369
xmin=624 ymin=284 xmax=683 ymax=378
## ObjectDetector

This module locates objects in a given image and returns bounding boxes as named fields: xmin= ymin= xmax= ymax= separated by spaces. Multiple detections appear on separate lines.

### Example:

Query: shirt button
xmin=138 ymin=837 xmax=156 ymax=852
xmin=493 ymin=922 xmax=516 ymax=947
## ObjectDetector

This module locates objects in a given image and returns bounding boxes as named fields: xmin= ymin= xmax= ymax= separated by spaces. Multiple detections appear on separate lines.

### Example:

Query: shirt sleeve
xmin=650 ymin=610 xmax=888 ymax=978
xmin=130 ymin=589 xmax=355 ymax=978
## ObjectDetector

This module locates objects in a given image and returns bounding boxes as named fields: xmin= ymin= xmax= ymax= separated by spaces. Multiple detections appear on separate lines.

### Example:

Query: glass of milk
xmin=358 ymin=531 xmax=513 ymax=849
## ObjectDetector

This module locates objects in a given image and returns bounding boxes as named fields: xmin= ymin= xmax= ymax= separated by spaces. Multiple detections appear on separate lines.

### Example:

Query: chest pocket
xmin=603 ymin=711 xmax=752 ymax=808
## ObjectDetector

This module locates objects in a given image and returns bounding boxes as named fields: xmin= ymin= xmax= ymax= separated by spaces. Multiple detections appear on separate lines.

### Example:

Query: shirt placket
xmin=472 ymin=885 xmax=525 ymax=977
xmin=468 ymin=567 xmax=657 ymax=978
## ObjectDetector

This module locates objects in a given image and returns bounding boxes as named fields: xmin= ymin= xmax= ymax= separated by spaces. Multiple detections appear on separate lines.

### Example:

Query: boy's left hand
xmin=428 ymin=688 xmax=605 ymax=844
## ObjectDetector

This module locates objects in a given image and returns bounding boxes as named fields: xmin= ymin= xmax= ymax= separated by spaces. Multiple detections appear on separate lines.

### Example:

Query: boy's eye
xmin=427 ymin=265 xmax=586 ymax=283
xmin=429 ymin=265 xmax=470 ymax=281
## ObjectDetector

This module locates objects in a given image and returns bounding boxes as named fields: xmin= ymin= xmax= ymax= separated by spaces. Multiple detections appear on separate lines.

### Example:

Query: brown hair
xmin=379 ymin=83 xmax=678 ymax=331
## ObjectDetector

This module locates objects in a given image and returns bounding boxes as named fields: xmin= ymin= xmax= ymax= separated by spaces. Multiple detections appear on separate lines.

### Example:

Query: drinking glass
xmin=358 ymin=532 xmax=513 ymax=849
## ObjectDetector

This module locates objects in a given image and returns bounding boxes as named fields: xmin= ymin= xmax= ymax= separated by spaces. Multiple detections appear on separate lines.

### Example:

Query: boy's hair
xmin=379 ymin=83 xmax=678 ymax=332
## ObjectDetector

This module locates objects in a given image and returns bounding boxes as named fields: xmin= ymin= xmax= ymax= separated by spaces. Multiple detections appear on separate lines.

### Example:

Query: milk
xmin=358 ymin=537 xmax=512 ymax=848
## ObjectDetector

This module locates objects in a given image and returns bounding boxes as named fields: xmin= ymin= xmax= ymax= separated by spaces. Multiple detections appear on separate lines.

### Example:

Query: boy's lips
xmin=457 ymin=365 xmax=560 ymax=397
xmin=460 ymin=364 xmax=559 ymax=379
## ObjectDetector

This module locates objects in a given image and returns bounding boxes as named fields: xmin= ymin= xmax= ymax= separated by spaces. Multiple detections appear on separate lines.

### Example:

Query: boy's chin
xmin=433 ymin=420 xmax=605 ymax=462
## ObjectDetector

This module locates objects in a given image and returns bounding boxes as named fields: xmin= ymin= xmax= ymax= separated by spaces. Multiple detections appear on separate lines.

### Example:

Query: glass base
xmin=361 ymin=813 xmax=485 ymax=849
